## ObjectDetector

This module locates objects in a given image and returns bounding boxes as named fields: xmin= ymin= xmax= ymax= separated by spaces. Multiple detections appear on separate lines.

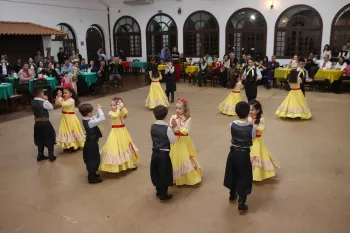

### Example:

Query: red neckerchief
xmin=25 ymin=70 xmax=30 ymax=79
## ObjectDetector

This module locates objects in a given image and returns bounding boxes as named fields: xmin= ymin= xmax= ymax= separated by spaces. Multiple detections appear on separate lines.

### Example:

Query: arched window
xmin=226 ymin=8 xmax=267 ymax=60
xmin=55 ymin=23 xmax=77 ymax=57
xmin=274 ymin=5 xmax=323 ymax=58
xmin=86 ymin=25 xmax=105 ymax=62
xmin=331 ymin=4 xmax=350 ymax=57
xmin=114 ymin=16 xmax=141 ymax=57
xmin=146 ymin=13 xmax=177 ymax=59
xmin=184 ymin=11 xmax=219 ymax=57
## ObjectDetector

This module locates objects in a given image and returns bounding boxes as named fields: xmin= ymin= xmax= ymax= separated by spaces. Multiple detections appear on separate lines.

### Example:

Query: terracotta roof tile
xmin=0 ymin=21 xmax=68 ymax=36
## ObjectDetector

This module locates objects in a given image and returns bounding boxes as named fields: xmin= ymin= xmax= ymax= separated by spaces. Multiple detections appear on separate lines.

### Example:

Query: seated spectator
xmin=319 ymin=54 xmax=332 ymax=70
xmin=267 ymin=55 xmax=280 ymax=89
xmin=34 ymin=51 xmax=44 ymax=66
xmin=70 ymin=51 xmax=80 ymax=63
xmin=108 ymin=57 xmax=123 ymax=88
xmin=19 ymin=63 xmax=35 ymax=83
xmin=220 ymin=54 xmax=230 ymax=88
xmin=159 ymin=59 xmax=165 ymax=65
xmin=338 ymin=44 xmax=350 ymax=62
xmin=240 ymin=54 xmax=246 ymax=65
xmin=333 ymin=63 xmax=350 ymax=93
xmin=92 ymin=60 xmax=108 ymax=95
xmin=118 ymin=49 xmax=126 ymax=61
xmin=89 ymin=60 xmax=98 ymax=72
xmin=97 ymin=47 xmax=106 ymax=62
xmin=197 ymin=57 xmax=208 ymax=87
xmin=55 ymin=62 xmax=62 ymax=76
xmin=335 ymin=56 xmax=348 ymax=71
xmin=1 ymin=55 xmax=11 ymax=77
xmin=188 ymin=58 xmax=196 ymax=66
xmin=28 ymin=58 xmax=37 ymax=74
xmin=37 ymin=61 xmax=46 ymax=76
xmin=289 ymin=55 xmax=299 ymax=69
xmin=46 ymin=62 xmax=59 ymax=83
xmin=13 ymin=58 xmax=22 ymax=73
xmin=61 ymin=72 xmax=73 ymax=89
xmin=204 ymin=54 xmax=213 ymax=63
xmin=258 ymin=59 xmax=268 ymax=88
xmin=211 ymin=56 xmax=222 ymax=73
xmin=80 ymin=59 xmax=89 ymax=72
xmin=179 ymin=53 xmax=187 ymax=63
xmin=61 ymin=60 xmax=73 ymax=73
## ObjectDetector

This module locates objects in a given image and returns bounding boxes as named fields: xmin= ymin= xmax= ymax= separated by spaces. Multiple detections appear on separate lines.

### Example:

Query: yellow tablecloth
xmin=185 ymin=66 xmax=198 ymax=76
xmin=274 ymin=68 xmax=292 ymax=80
xmin=314 ymin=69 xmax=343 ymax=83
xmin=158 ymin=65 xmax=167 ymax=71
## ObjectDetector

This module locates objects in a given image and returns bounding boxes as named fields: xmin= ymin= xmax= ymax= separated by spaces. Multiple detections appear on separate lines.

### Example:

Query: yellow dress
xmin=169 ymin=115 xmax=202 ymax=185
xmin=56 ymin=97 xmax=85 ymax=149
xmin=218 ymin=81 xmax=243 ymax=116
xmin=249 ymin=117 xmax=280 ymax=181
xmin=275 ymin=78 xmax=312 ymax=119
xmin=145 ymin=71 xmax=169 ymax=109
xmin=99 ymin=108 xmax=139 ymax=173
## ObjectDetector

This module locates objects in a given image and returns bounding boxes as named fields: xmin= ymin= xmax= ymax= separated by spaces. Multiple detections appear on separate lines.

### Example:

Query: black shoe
xmin=95 ymin=173 xmax=100 ymax=178
xmin=170 ymin=100 xmax=174 ymax=103
xmin=160 ymin=194 xmax=173 ymax=200
xmin=238 ymin=204 xmax=248 ymax=212
xmin=156 ymin=192 xmax=160 ymax=197
xmin=63 ymin=148 xmax=70 ymax=152
xmin=70 ymin=148 xmax=79 ymax=152
xmin=49 ymin=156 xmax=56 ymax=162
xmin=37 ymin=155 xmax=49 ymax=162
xmin=132 ymin=166 xmax=138 ymax=170
xmin=229 ymin=193 xmax=237 ymax=201
xmin=88 ymin=178 xmax=102 ymax=184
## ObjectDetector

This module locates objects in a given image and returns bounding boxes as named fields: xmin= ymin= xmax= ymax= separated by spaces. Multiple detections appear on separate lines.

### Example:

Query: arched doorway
xmin=146 ymin=13 xmax=178 ymax=60
xmin=55 ymin=23 xmax=77 ymax=57
xmin=330 ymin=4 xmax=350 ymax=57
xmin=86 ymin=24 xmax=105 ymax=62
xmin=226 ymin=8 xmax=267 ymax=60
xmin=113 ymin=16 xmax=142 ymax=57
xmin=274 ymin=5 xmax=323 ymax=58
xmin=184 ymin=11 xmax=219 ymax=57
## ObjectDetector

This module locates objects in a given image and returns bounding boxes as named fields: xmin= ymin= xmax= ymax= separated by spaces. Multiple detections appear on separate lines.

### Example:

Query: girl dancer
xmin=99 ymin=97 xmax=139 ymax=173
xmin=169 ymin=98 xmax=202 ymax=185
xmin=56 ymin=88 xmax=85 ymax=152
xmin=249 ymin=100 xmax=280 ymax=181
xmin=218 ymin=75 xmax=243 ymax=116
xmin=275 ymin=70 xmax=312 ymax=119
xmin=145 ymin=64 xmax=170 ymax=109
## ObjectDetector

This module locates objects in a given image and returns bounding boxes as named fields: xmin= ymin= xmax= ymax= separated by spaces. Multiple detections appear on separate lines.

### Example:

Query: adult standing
xmin=76 ymin=49 xmax=83 ymax=62
xmin=57 ymin=47 xmax=68 ymax=65
xmin=97 ymin=47 xmax=106 ymax=62
xmin=1 ymin=55 xmax=11 ymax=77
xmin=13 ymin=58 xmax=22 ymax=73
xmin=242 ymin=59 xmax=262 ymax=101
xmin=171 ymin=47 xmax=181 ymax=81
xmin=160 ymin=45 xmax=171 ymax=62
xmin=34 ymin=51 xmax=44 ymax=66
xmin=108 ymin=58 xmax=123 ymax=88
xmin=266 ymin=55 xmax=280 ymax=89
xmin=322 ymin=44 xmax=332 ymax=59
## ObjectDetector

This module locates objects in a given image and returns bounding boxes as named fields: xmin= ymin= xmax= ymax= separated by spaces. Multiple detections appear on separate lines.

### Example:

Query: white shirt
xmin=323 ymin=50 xmax=332 ymax=59
xmin=338 ymin=51 xmax=350 ymax=61
xmin=153 ymin=120 xmax=176 ymax=151
xmin=243 ymin=66 xmax=262 ymax=80
xmin=319 ymin=61 xmax=332 ymax=70
xmin=2 ymin=63 xmax=7 ymax=75
xmin=34 ymin=97 xmax=54 ymax=111
xmin=335 ymin=62 xmax=348 ymax=71
xmin=296 ymin=67 xmax=311 ymax=82
xmin=165 ymin=66 xmax=175 ymax=75
xmin=82 ymin=108 xmax=105 ymax=129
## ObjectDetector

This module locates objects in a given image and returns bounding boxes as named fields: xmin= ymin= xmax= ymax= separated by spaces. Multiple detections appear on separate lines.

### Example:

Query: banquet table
xmin=79 ymin=72 xmax=98 ymax=87
xmin=274 ymin=68 xmax=292 ymax=80
xmin=29 ymin=77 xmax=57 ymax=92
xmin=120 ymin=61 xmax=131 ymax=72
xmin=130 ymin=61 xmax=148 ymax=69
xmin=158 ymin=65 xmax=167 ymax=71
xmin=185 ymin=66 xmax=199 ymax=76
xmin=314 ymin=69 xmax=343 ymax=83
xmin=0 ymin=83 xmax=14 ymax=100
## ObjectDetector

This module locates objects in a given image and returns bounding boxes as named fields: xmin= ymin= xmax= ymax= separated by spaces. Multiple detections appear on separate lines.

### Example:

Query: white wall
xmin=0 ymin=0 xmax=110 ymax=62
xmin=109 ymin=0 xmax=350 ymax=64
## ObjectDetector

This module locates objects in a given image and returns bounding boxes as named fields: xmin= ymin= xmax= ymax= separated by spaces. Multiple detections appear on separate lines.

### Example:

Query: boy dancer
xmin=224 ymin=101 xmax=257 ymax=212
xmin=79 ymin=103 xmax=105 ymax=184
xmin=242 ymin=59 xmax=262 ymax=101
xmin=296 ymin=58 xmax=310 ymax=96
xmin=165 ymin=61 xmax=175 ymax=103
xmin=150 ymin=105 xmax=176 ymax=200
xmin=31 ymin=87 xmax=56 ymax=162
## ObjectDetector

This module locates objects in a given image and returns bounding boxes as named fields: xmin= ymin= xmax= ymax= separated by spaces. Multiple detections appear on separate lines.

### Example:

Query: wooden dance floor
xmin=1 ymin=83 xmax=350 ymax=233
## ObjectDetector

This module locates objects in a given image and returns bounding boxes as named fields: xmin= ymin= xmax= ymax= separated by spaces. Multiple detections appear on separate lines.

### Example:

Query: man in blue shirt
xmin=80 ymin=59 xmax=89 ymax=72
xmin=61 ymin=60 xmax=73 ymax=73
xmin=160 ymin=45 xmax=171 ymax=62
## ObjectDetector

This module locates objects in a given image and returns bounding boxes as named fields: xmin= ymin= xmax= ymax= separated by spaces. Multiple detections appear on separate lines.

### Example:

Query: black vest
xmin=151 ymin=124 xmax=170 ymax=150
xmin=245 ymin=66 xmax=258 ymax=82
xmin=231 ymin=122 xmax=253 ymax=148
xmin=82 ymin=120 xmax=102 ymax=141
xmin=31 ymin=99 xmax=49 ymax=118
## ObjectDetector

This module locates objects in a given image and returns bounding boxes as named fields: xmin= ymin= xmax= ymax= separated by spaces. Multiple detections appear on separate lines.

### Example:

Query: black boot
xmin=159 ymin=188 xmax=173 ymax=200
xmin=48 ymin=146 xmax=56 ymax=162
xmin=156 ymin=187 xmax=160 ymax=197
xmin=238 ymin=195 xmax=248 ymax=212
xmin=229 ymin=190 xmax=237 ymax=201
xmin=170 ymin=92 xmax=174 ymax=103
xmin=37 ymin=146 xmax=49 ymax=162
xmin=88 ymin=172 xmax=102 ymax=184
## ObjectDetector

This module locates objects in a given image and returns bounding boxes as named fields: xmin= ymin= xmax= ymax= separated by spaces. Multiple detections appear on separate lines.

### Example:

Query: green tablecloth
xmin=29 ymin=78 xmax=57 ymax=92
xmin=0 ymin=83 xmax=14 ymax=100
xmin=130 ymin=61 xmax=148 ymax=69
xmin=8 ymin=77 xmax=16 ymax=85
xmin=79 ymin=72 xmax=97 ymax=87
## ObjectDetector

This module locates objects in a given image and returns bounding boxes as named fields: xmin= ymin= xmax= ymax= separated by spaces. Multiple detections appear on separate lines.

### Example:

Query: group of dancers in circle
xmin=30 ymin=57 xmax=311 ymax=213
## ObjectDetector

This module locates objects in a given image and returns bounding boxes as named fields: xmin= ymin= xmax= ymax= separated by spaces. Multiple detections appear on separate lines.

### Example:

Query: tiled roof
xmin=0 ymin=21 xmax=68 ymax=36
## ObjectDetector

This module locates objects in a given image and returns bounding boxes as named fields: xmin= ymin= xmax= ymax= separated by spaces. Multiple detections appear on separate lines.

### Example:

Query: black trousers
xmin=34 ymin=121 xmax=55 ymax=158
xmin=223 ymin=147 xmax=252 ymax=197
xmin=83 ymin=139 xmax=100 ymax=174
xmin=197 ymin=72 xmax=207 ymax=87
xmin=150 ymin=150 xmax=173 ymax=196
xmin=220 ymin=69 xmax=228 ymax=88
xmin=245 ymin=82 xmax=257 ymax=101
xmin=300 ymin=83 xmax=305 ymax=96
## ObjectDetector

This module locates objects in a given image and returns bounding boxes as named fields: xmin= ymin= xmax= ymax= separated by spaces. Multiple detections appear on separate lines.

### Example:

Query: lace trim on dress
xmin=100 ymin=143 xmax=139 ymax=165
xmin=251 ymin=156 xmax=280 ymax=171
xmin=173 ymin=155 xmax=202 ymax=180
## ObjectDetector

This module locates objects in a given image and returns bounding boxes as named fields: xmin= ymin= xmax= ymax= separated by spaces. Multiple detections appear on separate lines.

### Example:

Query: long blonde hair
xmin=177 ymin=98 xmax=190 ymax=120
